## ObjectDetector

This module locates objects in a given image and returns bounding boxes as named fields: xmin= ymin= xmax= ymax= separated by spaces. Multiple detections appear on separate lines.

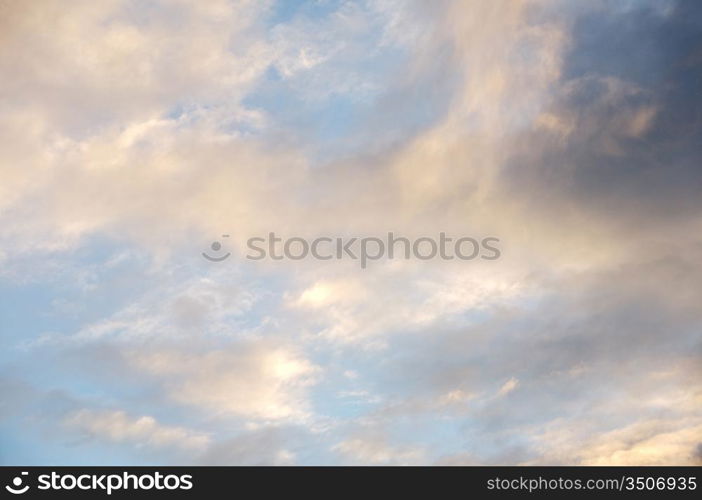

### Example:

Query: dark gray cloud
xmin=505 ymin=0 xmax=702 ymax=223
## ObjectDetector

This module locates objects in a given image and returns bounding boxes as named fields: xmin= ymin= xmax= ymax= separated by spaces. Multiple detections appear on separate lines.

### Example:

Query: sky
xmin=0 ymin=0 xmax=701 ymax=465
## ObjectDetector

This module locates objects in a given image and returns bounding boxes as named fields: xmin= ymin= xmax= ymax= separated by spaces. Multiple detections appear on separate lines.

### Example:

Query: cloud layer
xmin=1 ymin=0 xmax=700 ymax=465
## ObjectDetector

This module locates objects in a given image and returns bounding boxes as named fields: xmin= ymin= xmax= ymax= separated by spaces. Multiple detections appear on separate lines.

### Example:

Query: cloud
xmin=63 ymin=409 xmax=211 ymax=453
xmin=333 ymin=435 xmax=424 ymax=465
xmin=530 ymin=418 xmax=702 ymax=466
xmin=132 ymin=343 xmax=319 ymax=421
xmin=197 ymin=426 xmax=299 ymax=465
xmin=497 ymin=378 xmax=519 ymax=397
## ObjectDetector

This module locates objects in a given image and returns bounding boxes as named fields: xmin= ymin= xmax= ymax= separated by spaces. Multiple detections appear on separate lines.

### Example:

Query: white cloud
xmin=498 ymin=377 xmax=520 ymax=397
xmin=531 ymin=418 xmax=702 ymax=466
xmin=132 ymin=343 xmax=319 ymax=421
xmin=64 ymin=409 xmax=211 ymax=452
